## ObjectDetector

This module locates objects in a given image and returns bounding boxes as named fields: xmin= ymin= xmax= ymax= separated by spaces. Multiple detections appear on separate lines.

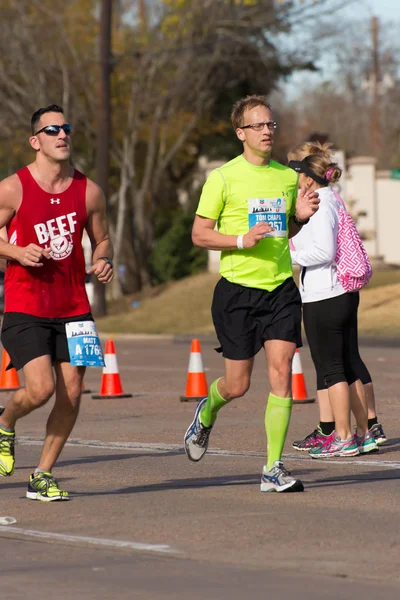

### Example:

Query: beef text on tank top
xmin=4 ymin=167 xmax=91 ymax=318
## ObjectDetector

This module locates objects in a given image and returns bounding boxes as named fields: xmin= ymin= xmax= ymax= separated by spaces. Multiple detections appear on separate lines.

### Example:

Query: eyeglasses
xmin=34 ymin=124 xmax=72 ymax=136
xmin=240 ymin=121 xmax=277 ymax=132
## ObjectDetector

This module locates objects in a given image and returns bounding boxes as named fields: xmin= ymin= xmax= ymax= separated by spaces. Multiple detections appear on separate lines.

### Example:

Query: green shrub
xmin=150 ymin=211 xmax=208 ymax=283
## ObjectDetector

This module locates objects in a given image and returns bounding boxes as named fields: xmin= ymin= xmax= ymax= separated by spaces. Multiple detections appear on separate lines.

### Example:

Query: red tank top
xmin=5 ymin=167 xmax=91 ymax=318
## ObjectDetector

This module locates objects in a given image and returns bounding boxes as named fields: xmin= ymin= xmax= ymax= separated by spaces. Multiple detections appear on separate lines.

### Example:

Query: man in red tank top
xmin=0 ymin=104 xmax=114 ymax=501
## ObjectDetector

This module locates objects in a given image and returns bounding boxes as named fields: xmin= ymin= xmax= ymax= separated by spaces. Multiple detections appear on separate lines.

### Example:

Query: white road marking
xmin=0 ymin=517 xmax=16 ymax=525
xmin=0 ymin=526 xmax=178 ymax=554
xmin=18 ymin=437 xmax=400 ymax=469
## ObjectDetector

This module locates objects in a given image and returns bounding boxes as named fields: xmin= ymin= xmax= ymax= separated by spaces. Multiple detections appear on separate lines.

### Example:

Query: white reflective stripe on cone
xmin=188 ymin=352 xmax=204 ymax=374
xmin=103 ymin=354 xmax=119 ymax=374
xmin=292 ymin=351 xmax=302 ymax=375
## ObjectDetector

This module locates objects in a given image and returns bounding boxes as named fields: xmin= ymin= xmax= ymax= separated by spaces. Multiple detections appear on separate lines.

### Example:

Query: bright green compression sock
xmin=199 ymin=378 xmax=227 ymax=427
xmin=265 ymin=393 xmax=293 ymax=470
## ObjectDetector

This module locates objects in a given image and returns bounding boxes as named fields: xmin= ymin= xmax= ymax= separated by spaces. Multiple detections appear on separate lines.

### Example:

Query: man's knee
xmin=56 ymin=381 xmax=82 ymax=412
xmin=269 ymin=359 xmax=292 ymax=382
xmin=26 ymin=380 xmax=55 ymax=407
xmin=266 ymin=341 xmax=296 ymax=390
xmin=225 ymin=378 xmax=250 ymax=400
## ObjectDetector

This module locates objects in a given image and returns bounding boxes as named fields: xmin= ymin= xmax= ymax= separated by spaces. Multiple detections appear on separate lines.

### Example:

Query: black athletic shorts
xmin=211 ymin=277 xmax=302 ymax=360
xmin=1 ymin=312 xmax=93 ymax=371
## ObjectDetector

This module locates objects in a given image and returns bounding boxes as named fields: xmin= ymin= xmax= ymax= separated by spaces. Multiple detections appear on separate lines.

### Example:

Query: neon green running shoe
xmin=26 ymin=472 xmax=69 ymax=502
xmin=0 ymin=427 xmax=15 ymax=476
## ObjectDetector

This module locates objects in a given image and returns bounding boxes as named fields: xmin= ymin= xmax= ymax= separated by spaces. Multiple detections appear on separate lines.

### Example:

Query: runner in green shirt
xmin=184 ymin=95 xmax=320 ymax=493
xmin=197 ymin=155 xmax=298 ymax=290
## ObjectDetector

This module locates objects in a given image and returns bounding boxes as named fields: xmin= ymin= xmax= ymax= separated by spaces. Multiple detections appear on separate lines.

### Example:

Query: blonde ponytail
xmin=288 ymin=140 xmax=334 ymax=162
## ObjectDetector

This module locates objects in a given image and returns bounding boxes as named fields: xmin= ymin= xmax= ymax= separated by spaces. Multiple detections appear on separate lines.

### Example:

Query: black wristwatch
xmin=292 ymin=214 xmax=310 ymax=227
xmin=98 ymin=256 xmax=113 ymax=268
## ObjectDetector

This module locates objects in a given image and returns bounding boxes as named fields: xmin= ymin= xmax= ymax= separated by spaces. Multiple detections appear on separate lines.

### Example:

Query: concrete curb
xmin=357 ymin=336 xmax=400 ymax=348
xmin=98 ymin=332 xmax=175 ymax=342
xmin=98 ymin=332 xmax=400 ymax=348
xmin=97 ymin=332 xmax=218 ymax=345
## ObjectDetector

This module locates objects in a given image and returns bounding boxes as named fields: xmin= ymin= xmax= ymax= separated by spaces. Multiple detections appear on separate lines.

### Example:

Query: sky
xmin=280 ymin=0 xmax=400 ymax=100
xmin=352 ymin=0 xmax=399 ymax=20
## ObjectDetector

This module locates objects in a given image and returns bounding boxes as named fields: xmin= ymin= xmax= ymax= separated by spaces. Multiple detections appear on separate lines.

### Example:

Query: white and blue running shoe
xmin=184 ymin=398 xmax=213 ymax=462
xmin=260 ymin=461 xmax=304 ymax=493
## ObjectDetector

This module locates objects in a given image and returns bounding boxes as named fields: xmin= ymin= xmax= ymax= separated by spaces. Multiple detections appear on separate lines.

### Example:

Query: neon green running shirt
xmin=196 ymin=155 xmax=298 ymax=291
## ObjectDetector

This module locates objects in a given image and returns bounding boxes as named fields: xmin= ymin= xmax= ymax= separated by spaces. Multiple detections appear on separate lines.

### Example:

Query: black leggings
xmin=303 ymin=292 xmax=372 ymax=390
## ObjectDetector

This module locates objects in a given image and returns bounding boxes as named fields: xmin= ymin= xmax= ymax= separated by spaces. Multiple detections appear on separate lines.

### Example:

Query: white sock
xmin=34 ymin=468 xmax=48 ymax=477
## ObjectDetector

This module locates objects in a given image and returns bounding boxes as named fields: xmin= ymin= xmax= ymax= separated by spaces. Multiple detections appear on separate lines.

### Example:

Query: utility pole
xmin=93 ymin=0 xmax=112 ymax=317
xmin=370 ymin=15 xmax=382 ymax=151
xmin=138 ymin=0 xmax=148 ymax=34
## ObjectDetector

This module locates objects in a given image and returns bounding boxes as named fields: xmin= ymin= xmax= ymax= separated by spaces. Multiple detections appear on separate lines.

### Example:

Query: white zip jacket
xmin=290 ymin=186 xmax=346 ymax=303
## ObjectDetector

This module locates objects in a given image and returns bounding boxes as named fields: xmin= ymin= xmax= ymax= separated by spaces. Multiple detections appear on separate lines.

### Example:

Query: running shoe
xmin=356 ymin=431 xmax=379 ymax=454
xmin=26 ymin=472 xmax=69 ymax=502
xmin=261 ymin=461 xmax=304 ymax=493
xmin=369 ymin=423 xmax=387 ymax=445
xmin=184 ymin=397 xmax=213 ymax=462
xmin=0 ymin=427 xmax=15 ymax=477
xmin=292 ymin=426 xmax=331 ymax=452
xmin=309 ymin=433 xmax=359 ymax=459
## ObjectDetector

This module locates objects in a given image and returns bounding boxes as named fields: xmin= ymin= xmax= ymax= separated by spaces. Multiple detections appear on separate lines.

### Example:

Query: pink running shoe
xmin=309 ymin=433 xmax=359 ymax=459
xmin=292 ymin=426 xmax=331 ymax=452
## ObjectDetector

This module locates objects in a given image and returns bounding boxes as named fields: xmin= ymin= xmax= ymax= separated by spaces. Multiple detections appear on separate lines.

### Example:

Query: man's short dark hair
xmin=31 ymin=105 xmax=64 ymax=134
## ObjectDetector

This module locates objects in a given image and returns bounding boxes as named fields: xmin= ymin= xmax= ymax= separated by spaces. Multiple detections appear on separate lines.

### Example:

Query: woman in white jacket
xmin=288 ymin=152 xmax=378 ymax=457
xmin=288 ymin=142 xmax=386 ymax=453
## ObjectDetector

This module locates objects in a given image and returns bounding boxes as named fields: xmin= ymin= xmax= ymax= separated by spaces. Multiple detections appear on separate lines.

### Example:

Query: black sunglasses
xmin=34 ymin=124 xmax=72 ymax=136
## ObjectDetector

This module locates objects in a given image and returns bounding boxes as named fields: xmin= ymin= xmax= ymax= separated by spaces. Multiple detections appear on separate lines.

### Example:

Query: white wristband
xmin=237 ymin=234 xmax=244 ymax=249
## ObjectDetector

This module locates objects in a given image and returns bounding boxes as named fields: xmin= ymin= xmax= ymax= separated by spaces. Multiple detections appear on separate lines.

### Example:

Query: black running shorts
xmin=211 ymin=277 xmax=302 ymax=360
xmin=1 ymin=312 xmax=93 ymax=371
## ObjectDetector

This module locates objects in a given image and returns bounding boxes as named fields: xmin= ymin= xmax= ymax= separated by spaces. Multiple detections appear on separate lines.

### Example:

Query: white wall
xmin=345 ymin=157 xmax=378 ymax=258
xmin=376 ymin=175 xmax=400 ymax=265
xmin=345 ymin=159 xmax=400 ymax=266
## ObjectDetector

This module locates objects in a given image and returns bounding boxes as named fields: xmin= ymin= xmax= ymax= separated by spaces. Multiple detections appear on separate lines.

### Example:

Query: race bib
xmin=65 ymin=320 xmax=105 ymax=367
xmin=248 ymin=198 xmax=287 ymax=238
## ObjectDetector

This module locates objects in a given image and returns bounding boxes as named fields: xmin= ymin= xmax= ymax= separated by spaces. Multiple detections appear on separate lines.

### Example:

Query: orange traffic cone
xmin=292 ymin=349 xmax=315 ymax=404
xmin=0 ymin=349 xmax=20 ymax=393
xmin=180 ymin=339 xmax=208 ymax=402
xmin=92 ymin=340 xmax=133 ymax=399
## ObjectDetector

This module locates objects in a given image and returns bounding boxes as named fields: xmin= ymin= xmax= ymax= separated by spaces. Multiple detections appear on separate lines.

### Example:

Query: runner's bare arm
xmin=85 ymin=179 xmax=114 ymax=284
xmin=192 ymin=215 xmax=275 ymax=250
xmin=0 ymin=175 xmax=50 ymax=267
xmin=0 ymin=227 xmax=8 ymax=271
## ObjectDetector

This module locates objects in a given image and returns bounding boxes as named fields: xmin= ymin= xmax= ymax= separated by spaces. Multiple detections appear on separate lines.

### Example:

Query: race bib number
xmin=248 ymin=198 xmax=287 ymax=238
xmin=65 ymin=320 xmax=105 ymax=368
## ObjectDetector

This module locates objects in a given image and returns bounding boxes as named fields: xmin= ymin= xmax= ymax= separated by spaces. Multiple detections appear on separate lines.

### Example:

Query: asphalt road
xmin=1 ymin=338 xmax=399 ymax=599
